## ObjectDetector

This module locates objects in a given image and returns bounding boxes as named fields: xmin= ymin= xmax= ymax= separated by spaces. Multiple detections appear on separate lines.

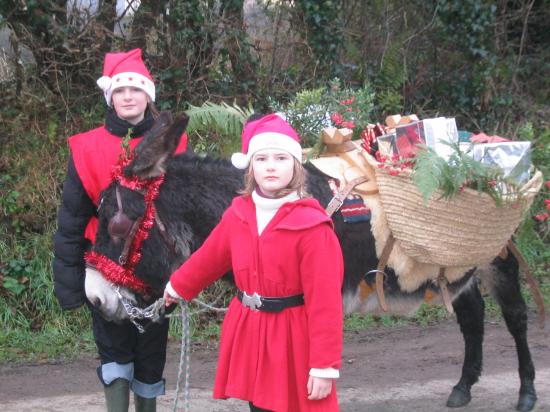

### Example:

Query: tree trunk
xmin=95 ymin=0 xmax=117 ymax=53
xmin=128 ymin=0 xmax=167 ymax=52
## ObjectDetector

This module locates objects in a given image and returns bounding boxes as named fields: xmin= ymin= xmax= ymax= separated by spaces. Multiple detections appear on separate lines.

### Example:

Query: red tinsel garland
xmin=85 ymin=155 xmax=165 ymax=295
xmin=86 ymin=251 xmax=152 ymax=295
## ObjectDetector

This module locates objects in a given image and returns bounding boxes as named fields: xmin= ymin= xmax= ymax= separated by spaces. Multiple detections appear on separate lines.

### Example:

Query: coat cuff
xmin=309 ymin=367 xmax=340 ymax=379
xmin=165 ymin=281 xmax=183 ymax=300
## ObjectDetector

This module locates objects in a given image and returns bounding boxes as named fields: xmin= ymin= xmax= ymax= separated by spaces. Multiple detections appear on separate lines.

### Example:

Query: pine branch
xmin=411 ymin=142 xmax=519 ymax=205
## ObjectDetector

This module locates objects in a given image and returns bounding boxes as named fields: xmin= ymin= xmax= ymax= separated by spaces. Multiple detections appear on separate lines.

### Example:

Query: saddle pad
xmin=341 ymin=194 xmax=371 ymax=223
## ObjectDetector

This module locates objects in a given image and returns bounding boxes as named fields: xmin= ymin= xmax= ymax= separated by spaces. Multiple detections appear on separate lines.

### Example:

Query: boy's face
xmin=111 ymin=86 xmax=149 ymax=125
xmin=252 ymin=148 xmax=294 ymax=198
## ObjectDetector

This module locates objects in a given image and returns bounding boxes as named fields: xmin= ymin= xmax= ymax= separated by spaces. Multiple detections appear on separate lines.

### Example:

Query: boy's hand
xmin=307 ymin=376 xmax=332 ymax=400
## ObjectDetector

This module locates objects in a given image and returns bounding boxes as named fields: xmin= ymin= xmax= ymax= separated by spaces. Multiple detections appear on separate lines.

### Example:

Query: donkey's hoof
xmin=446 ymin=385 xmax=471 ymax=408
xmin=516 ymin=392 xmax=537 ymax=412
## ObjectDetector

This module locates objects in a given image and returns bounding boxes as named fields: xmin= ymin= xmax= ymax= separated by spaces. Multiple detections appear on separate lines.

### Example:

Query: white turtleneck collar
xmin=252 ymin=190 xmax=300 ymax=234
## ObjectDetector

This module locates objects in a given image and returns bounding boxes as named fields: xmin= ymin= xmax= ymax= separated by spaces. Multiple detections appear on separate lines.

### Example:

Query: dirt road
xmin=1 ymin=319 xmax=549 ymax=412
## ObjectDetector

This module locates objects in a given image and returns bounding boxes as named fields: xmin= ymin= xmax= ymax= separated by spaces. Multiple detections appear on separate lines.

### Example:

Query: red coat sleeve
xmin=299 ymin=223 xmax=344 ymax=370
xmin=169 ymin=208 xmax=233 ymax=301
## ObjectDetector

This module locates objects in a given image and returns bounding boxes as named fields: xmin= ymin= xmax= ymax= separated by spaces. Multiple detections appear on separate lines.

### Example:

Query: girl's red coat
xmin=170 ymin=195 xmax=344 ymax=412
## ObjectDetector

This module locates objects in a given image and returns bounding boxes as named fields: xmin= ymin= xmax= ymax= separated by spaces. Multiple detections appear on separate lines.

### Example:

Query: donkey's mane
xmin=168 ymin=152 xmax=235 ymax=174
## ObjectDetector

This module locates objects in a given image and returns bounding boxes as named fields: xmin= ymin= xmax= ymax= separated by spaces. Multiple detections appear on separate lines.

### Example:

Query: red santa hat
xmin=96 ymin=48 xmax=155 ymax=106
xmin=231 ymin=113 xmax=302 ymax=169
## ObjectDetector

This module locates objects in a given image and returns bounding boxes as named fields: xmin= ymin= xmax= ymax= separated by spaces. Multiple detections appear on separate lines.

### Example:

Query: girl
xmin=53 ymin=48 xmax=189 ymax=412
xmin=164 ymin=113 xmax=344 ymax=412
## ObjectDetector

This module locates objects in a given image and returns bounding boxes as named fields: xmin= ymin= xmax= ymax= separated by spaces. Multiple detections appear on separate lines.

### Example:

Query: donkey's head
xmin=85 ymin=112 xmax=190 ymax=323
xmin=124 ymin=111 xmax=188 ymax=178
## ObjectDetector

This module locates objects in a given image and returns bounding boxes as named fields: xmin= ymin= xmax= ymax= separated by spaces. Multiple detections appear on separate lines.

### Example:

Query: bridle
xmin=85 ymin=156 xmax=174 ymax=302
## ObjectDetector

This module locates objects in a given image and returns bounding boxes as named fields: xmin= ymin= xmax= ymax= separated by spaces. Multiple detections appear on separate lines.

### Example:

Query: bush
xmin=270 ymin=78 xmax=376 ymax=147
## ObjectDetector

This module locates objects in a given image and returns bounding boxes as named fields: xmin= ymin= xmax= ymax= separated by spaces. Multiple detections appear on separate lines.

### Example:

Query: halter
xmin=85 ymin=156 xmax=166 ymax=297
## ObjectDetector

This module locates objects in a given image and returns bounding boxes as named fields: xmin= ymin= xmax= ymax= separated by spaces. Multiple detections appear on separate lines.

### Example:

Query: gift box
xmin=394 ymin=121 xmax=425 ymax=158
xmin=472 ymin=141 xmax=532 ymax=185
xmin=423 ymin=117 xmax=459 ymax=160
xmin=394 ymin=117 xmax=459 ymax=160
xmin=377 ymin=132 xmax=398 ymax=158
xmin=385 ymin=114 xmax=419 ymax=128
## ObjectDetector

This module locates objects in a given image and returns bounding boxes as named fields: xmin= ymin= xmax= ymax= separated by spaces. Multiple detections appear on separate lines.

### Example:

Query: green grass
xmin=343 ymin=304 xmax=449 ymax=332
xmin=0 ymin=314 xmax=95 ymax=363
xmin=0 ymin=227 xmax=97 ymax=363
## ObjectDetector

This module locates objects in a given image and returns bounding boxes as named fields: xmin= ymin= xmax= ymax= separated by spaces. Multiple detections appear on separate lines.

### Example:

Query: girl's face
xmin=252 ymin=149 xmax=295 ymax=198
xmin=111 ymin=86 xmax=149 ymax=125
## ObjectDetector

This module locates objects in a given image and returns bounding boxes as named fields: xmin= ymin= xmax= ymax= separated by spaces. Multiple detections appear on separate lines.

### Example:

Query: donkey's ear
xmin=125 ymin=112 xmax=189 ymax=179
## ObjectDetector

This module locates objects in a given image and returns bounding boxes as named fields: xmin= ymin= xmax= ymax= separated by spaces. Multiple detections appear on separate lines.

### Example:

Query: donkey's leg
xmin=492 ymin=253 xmax=537 ymax=412
xmin=446 ymin=283 xmax=485 ymax=408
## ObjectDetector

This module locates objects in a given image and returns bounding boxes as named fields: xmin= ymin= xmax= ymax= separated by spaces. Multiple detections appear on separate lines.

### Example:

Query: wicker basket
xmin=361 ymin=152 xmax=543 ymax=267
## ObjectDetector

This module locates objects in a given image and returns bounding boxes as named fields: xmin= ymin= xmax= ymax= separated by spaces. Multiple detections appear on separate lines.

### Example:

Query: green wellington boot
xmin=104 ymin=378 xmax=130 ymax=412
xmin=134 ymin=394 xmax=157 ymax=412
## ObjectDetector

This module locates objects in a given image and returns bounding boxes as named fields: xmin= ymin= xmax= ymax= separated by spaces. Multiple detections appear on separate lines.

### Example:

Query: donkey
xmin=86 ymin=114 xmax=538 ymax=411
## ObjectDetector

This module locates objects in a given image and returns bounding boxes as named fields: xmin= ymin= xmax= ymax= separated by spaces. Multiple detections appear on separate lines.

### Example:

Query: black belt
xmin=237 ymin=290 xmax=304 ymax=312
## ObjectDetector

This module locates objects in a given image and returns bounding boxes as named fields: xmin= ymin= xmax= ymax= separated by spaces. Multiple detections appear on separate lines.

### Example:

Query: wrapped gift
xmin=377 ymin=132 xmax=398 ymax=158
xmin=472 ymin=141 xmax=532 ymax=185
xmin=458 ymin=130 xmax=473 ymax=142
xmin=394 ymin=121 xmax=425 ymax=158
xmin=423 ymin=117 xmax=459 ymax=160
xmin=458 ymin=130 xmax=473 ymax=153
xmin=394 ymin=117 xmax=459 ymax=160
xmin=385 ymin=114 xmax=419 ymax=128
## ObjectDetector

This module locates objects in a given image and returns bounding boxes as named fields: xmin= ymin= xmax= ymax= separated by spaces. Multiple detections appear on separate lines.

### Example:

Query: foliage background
xmin=0 ymin=0 xmax=549 ymax=361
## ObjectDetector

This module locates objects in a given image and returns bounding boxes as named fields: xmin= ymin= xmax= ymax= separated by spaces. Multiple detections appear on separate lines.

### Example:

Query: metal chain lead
xmin=112 ymin=285 xmax=166 ymax=334
xmin=172 ymin=301 xmax=190 ymax=412
xmin=112 ymin=284 xmax=228 ymax=410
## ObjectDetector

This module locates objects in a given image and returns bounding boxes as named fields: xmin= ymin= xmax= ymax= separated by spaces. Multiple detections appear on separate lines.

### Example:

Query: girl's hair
xmin=239 ymin=157 xmax=310 ymax=198
xmin=148 ymin=101 xmax=160 ymax=119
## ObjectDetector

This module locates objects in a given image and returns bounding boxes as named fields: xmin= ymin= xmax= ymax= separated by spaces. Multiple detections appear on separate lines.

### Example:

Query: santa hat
xmin=96 ymin=48 xmax=155 ymax=106
xmin=231 ymin=113 xmax=302 ymax=169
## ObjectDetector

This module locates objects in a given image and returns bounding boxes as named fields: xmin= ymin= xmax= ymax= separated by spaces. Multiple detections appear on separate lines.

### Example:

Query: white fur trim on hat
xmin=97 ymin=72 xmax=155 ymax=106
xmin=231 ymin=132 xmax=302 ymax=169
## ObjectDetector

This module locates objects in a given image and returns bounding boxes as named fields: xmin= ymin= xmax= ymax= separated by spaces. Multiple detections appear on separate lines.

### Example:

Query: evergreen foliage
xmin=185 ymin=101 xmax=254 ymax=154
xmin=412 ymin=143 xmax=517 ymax=205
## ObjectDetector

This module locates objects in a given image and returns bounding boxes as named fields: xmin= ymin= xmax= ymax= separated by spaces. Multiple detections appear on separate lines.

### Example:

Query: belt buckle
xmin=242 ymin=291 xmax=263 ymax=311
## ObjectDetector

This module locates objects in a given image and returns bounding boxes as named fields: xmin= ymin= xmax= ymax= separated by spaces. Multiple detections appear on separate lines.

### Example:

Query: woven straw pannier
xmin=362 ymin=152 xmax=543 ymax=267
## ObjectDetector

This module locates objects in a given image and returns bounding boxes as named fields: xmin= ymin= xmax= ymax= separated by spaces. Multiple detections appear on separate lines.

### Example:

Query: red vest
xmin=68 ymin=126 xmax=188 ymax=243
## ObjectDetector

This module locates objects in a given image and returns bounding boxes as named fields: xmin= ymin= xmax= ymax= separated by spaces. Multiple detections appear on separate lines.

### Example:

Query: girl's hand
xmin=163 ymin=282 xmax=181 ymax=307
xmin=163 ymin=290 xmax=178 ymax=307
xmin=307 ymin=376 xmax=333 ymax=400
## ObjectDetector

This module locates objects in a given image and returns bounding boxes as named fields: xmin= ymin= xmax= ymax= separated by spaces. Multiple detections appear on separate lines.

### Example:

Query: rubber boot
xmin=134 ymin=394 xmax=156 ymax=412
xmin=104 ymin=378 xmax=130 ymax=412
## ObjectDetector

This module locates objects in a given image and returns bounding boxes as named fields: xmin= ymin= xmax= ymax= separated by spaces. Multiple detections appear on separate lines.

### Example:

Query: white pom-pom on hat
xmin=231 ymin=152 xmax=251 ymax=170
xmin=96 ymin=76 xmax=112 ymax=92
